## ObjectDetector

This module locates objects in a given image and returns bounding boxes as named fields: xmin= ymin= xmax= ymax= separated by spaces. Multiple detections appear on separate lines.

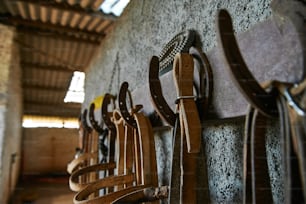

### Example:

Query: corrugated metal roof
xmin=0 ymin=0 xmax=117 ymax=118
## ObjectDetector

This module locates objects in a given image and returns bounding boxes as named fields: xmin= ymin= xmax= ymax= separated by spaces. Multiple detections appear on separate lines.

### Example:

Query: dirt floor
xmin=10 ymin=175 xmax=75 ymax=204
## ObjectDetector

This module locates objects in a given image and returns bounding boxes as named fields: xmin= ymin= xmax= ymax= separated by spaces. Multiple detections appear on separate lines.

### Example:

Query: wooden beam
xmin=23 ymin=109 xmax=80 ymax=118
xmin=0 ymin=14 xmax=105 ymax=41
xmin=10 ymin=0 xmax=117 ymax=20
xmin=24 ymin=100 xmax=81 ymax=109
xmin=23 ymin=84 xmax=68 ymax=92
xmin=16 ymin=39 xmax=84 ymax=71
xmin=21 ymin=62 xmax=74 ymax=73
xmin=17 ymin=27 xmax=102 ymax=44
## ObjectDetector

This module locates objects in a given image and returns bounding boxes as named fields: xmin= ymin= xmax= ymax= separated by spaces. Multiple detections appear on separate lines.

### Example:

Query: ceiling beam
xmin=24 ymin=100 xmax=81 ymax=109
xmin=21 ymin=62 xmax=74 ymax=73
xmin=10 ymin=0 xmax=117 ymax=20
xmin=0 ymin=14 xmax=105 ymax=40
xmin=24 ymin=103 xmax=81 ymax=117
xmin=16 ymin=39 xmax=84 ymax=71
xmin=17 ymin=27 xmax=102 ymax=44
xmin=23 ymin=84 xmax=68 ymax=92
xmin=23 ymin=109 xmax=80 ymax=118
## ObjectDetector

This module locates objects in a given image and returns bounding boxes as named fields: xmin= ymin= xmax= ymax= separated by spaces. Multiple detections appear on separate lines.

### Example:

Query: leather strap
xmin=218 ymin=8 xmax=306 ymax=203
xmin=168 ymin=117 xmax=181 ymax=203
xmin=149 ymin=49 xmax=212 ymax=203
xmin=73 ymin=89 xmax=158 ymax=203
xmin=172 ymin=53 xmax=202 ymax=204
xmin=69 ymin=162 xmax=117 ymax=192
xmin=115 ymin=111 xmax=160 ymax=203
xmin=67 ymin=153 xmax=97 ymax=174
xmin=149 ymin=47 xmax=213 ymax=126
xmin=272 ymin=82 xmax=305 ymax=203
xmin=74 ymin=174 xmax=141 ymax=204
xmin=244 ymin=107 xmax=273 ymax=203
xmin=112 ymin=110 xmax=127 ymax=191
xmin=109 ymin=111 xmax=160 ymax=204
xmin=101 ymin=94 xmax=117 ymax=185
xmin=173 ymin=53 xmax=201 ymax=153
xmin=112 ymin=186 xmax=169 ymax=203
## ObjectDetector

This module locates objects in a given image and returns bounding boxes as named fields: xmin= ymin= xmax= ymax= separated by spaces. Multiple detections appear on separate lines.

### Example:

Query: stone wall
xmin=0 ymin=24 xmax=23 ymax=204
xmin=83 ymin=0 xmax=305 ymax=203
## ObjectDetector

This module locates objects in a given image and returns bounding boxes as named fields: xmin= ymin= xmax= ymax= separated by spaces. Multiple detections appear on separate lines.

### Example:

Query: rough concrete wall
xmin=0 ymin=24 xmax=23 ymax=204
xmin=84 ymin=0 xmax=272 ymax=102
xmin=82 ymin=0 xmax=304 ymax=203
xmin=22 ymin=128 xmax=79 ymax=175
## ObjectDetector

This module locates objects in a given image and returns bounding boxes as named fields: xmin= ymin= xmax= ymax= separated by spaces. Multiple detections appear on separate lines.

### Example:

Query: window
xmin=64 ymin=71 xmax=85 ymax=103
xmin=22 ymin=115 xmax=79 ymax=128
xmin=100 ymin=0 xmax=130 ymax=16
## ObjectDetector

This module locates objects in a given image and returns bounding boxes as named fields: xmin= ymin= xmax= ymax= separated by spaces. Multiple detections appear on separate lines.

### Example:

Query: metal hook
xmin=101 ymin=93 xmax=117 ymax=131
xmin=149 ymin=56 xmax=176 ymax=127
xmin=217 ymin=9 xmax=277 ymax=117
xmin=189 ymin=46 xmax=214 ymax=120
xmin=118 ymin=82 xmax=143 ymax=128
xmin=81 ymin=109 xmax=92 ymax=133
xmin=284 ymin=88 xmax=306 ymax=116
xmin=89 ymin=103 xmax=105 ymax=134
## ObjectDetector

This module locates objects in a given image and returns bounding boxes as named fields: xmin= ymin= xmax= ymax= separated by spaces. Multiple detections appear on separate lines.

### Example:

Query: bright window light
xmin=22 ymin=116 xmax=79 ymax=128
xmin=100 ymin=0 xmax=130 ymax=16
xmin=64 ymin=71 xmax=85 ymax=103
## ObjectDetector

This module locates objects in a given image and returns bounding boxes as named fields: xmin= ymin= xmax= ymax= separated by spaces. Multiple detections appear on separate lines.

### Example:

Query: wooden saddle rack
xmin=218 ymin=9 xmax=306 ymax=203
xmin=66 ymin=8 xmax=306 ymax=203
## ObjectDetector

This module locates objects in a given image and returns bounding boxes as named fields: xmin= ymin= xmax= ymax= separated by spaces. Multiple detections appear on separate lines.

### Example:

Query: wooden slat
xmin=1 ymin=15 xmax=104 ymax=40
xmin=78 ymin=15 xmax=91 ymax=29
xmin=28 ymin=3 xmax=37 ymax=20
xmin=23 ymin=84 xmax=67 ymax=92
xmin=24 ymin=101 xmax=81 ymax=109
xmin=16 ymin=1 xmax=27 ymax=18
xmin=13 ymin=0 xmax=117 ymax=20
xmin=51 ymin=8 xmax=59 ymax=24
xmin=18 ymin=27 xmax=101 ymax=44
xmin=40 ymin=6 xmax=48 ymax=23
xmin=15 ymin=38 xmax=84 ymax=71
xmin=95 ymin=19 xmax=111 ymax=32
xmin=69 ymin=12 xmax=81 ymax=27
xmin=87 ymin=17 xmax=101 ymax=31
xmin=60 ymin=10 xmax=70 ymax=26
xmin=80 ymin=0 xmax=91 ymax=8
xmin=92 ymin=0 xmax=104 ymax=10
xmin=3 ymin=0 xmax=18 ymax=16
xmin=67 ymin=0 xmax=75 ymax=6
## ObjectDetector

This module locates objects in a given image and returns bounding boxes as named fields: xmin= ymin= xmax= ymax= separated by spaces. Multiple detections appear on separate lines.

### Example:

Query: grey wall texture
xmin=0 ymin=24 xmax=23 ymax=204
xmin=84 ymin=0 xmax=273 ymax=102
xmin=83 ymin=0 xmax=305 ymax=203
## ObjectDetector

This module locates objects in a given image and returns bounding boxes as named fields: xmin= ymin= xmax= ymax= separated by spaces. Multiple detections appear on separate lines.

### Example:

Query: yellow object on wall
xmin=91 ymin=95 xmax=104 ymax=110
